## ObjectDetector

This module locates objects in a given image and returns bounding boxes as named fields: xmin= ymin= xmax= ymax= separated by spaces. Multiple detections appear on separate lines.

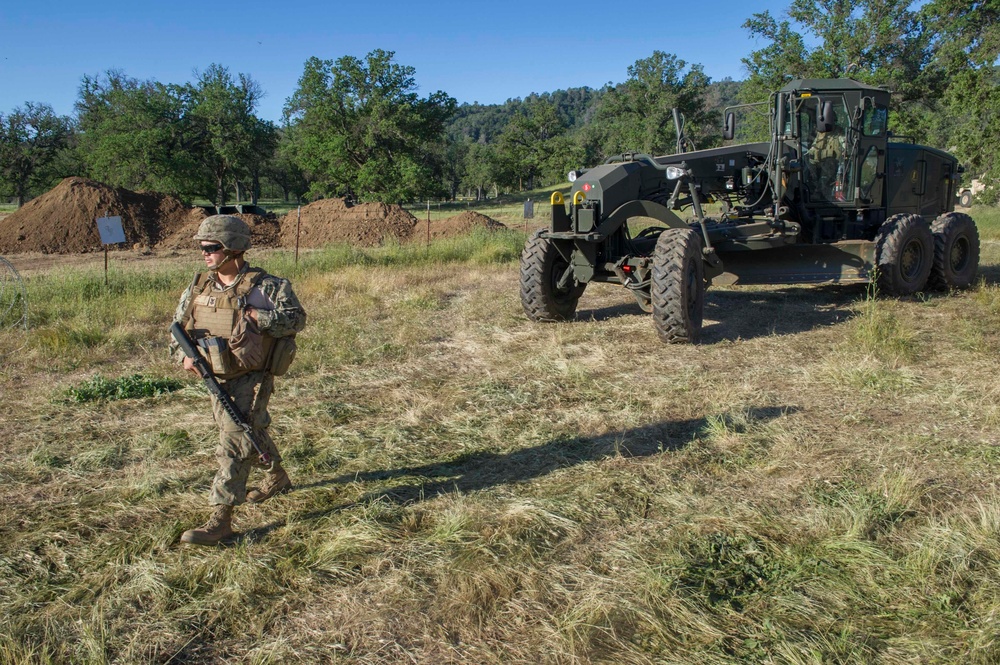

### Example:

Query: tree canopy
xmin=0 ymin=102 xmax=72 ymax=206
xmin=75 ymin=71 xmax=197 ymax=196
xmin=587 ymin=52 xmax=713 ymax=157
xmin=189 ymin=64 xmax=275 ymax=205
xmin=285 ymin=49 xmax=456 ymax=202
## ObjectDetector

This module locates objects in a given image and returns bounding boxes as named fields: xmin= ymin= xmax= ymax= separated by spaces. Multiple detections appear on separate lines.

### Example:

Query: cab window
xmin=859 ymin=145 xmax=879 ymax=200
xmin=863 ymin=105 xmax=888 ymax=136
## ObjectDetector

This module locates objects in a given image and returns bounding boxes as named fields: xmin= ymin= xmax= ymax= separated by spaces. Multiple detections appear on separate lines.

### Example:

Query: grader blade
xmin=712 ymin=241 xmax=875 ymax=286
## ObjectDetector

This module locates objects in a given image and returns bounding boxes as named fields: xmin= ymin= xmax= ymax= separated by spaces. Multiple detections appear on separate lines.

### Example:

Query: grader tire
xmin=520 ymin=232 xmax=585 ymax=322
xmin=874 ymin=213 xmax=934 ymax=296
xmin=651 ymin=228 xmax=705 ymax=343
xmin=929 ymin=211 xmax=980 ymax=290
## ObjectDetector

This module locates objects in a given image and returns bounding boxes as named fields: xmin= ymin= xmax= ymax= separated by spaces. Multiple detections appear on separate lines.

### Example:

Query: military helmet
xmin=193 ymin=215 xmax=251 ymax=251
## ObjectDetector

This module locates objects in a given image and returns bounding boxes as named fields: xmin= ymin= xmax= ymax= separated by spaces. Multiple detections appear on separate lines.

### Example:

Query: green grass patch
xmin=969 ymin=205 xmax=1000 ymax=241
xmin=848 ymin=282 xmax=921 ymax=365
xmin=67 ymin=374 xmax=184 ymax=402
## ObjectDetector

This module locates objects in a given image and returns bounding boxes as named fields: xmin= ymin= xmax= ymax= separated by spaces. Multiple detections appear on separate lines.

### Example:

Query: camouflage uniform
xmin=171 ymin=268 xmax=306 ymax=506
xmin=807 ymin=130 xmax=846 ymax=199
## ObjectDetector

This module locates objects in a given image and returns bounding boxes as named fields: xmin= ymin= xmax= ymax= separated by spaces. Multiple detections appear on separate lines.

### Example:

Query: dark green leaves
xmin=67 ymin=374 xmax=183 ymax=403
xmin=284 ymin=49 xmax=456 ymax=202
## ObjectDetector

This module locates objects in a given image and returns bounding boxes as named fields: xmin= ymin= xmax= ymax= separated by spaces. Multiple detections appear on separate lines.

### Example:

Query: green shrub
xmin=67 ymin=374 xmax=183 ymax=402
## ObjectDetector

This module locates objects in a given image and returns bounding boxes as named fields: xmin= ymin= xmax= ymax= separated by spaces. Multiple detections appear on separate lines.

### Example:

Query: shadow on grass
xmin=576 ymin=284 xmax=865 ymax=342
xmin=702 ymin=284 xmax=866 ymax=342
xmin=239 ymin=406 xmax=796 ymax=542
xmin=977 ymin=263 xmax=1000 ymax=285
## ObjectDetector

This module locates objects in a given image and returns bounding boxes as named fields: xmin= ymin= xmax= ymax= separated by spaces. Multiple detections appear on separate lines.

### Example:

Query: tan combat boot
xmin=247 ymin=467 xmax=292 ymax=504
xmin=180 ymin=505 xmax=234 ymax=546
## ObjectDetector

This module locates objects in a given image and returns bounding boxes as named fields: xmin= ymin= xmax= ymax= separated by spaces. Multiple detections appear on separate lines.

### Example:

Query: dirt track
xmin=4 ymin=248 xmax=188 ymax=276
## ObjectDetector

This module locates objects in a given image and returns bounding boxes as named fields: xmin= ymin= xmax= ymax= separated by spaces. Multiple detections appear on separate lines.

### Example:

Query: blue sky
xmin=2 ymin=0 xmax=793 ymax=123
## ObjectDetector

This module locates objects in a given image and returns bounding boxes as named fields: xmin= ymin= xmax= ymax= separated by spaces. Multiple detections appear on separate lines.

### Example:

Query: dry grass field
xmin=3 ymin=211 xmax=1000 ymax=664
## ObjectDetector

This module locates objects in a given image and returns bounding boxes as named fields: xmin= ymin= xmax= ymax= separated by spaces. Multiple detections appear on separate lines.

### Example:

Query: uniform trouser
xmin=208 ymin=371 xmax=282 ymax=506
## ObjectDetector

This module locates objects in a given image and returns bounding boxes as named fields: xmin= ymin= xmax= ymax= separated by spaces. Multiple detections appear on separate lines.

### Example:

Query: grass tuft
xmin=66 ymin=373 xmax=184 ymax=402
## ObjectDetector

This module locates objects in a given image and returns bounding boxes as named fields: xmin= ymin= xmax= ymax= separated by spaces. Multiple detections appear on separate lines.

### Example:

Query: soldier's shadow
xmin=239 ymin=406 xmax=796 ymax=543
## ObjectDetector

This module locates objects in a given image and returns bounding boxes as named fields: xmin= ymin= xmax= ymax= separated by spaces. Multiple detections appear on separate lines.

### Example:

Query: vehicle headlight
xmin=665 ymin=166 xmax=686 ymax=180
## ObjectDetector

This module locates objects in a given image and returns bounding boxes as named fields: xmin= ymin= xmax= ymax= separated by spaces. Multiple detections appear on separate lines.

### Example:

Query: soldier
xmin=807 ymin=125 xmax=846 ymax=200
xmin=170 ymin=215 xmax=307 ymax=546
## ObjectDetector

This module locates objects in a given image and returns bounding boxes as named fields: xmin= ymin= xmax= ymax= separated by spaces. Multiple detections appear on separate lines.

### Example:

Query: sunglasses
xmin=198 ymin=243 xmax=224 ymax=254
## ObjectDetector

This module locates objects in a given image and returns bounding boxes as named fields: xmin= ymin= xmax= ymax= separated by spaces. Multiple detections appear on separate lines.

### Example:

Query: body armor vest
xmin=183 ymin=267 xmax=274 ymax=379
xmin=812 ymin=133 xmax=842 ymax=161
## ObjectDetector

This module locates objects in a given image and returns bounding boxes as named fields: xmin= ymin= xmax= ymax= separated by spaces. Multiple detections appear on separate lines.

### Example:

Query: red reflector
xmin=622 ymin=265 xmax=632 ymax=273
xmin=582 ymin=183 xmax=591 ymax=192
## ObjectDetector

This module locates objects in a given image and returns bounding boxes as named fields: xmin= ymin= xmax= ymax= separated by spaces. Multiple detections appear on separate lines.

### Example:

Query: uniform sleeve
xmin=168 ymin=284 xmax=195 ymax=363
xmin=256 ymin=276 xmax=307 ymax=338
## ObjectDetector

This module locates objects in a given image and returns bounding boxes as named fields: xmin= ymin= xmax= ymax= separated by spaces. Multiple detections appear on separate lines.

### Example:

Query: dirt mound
xmin=158 ymin=210 xmax=282 ymax=251
xmin=241 ymin=213 xmax=282 ymax=248
xmin=414 ymin=210 xmax=507 ymax=241
xmin=0 ymin=177 xmax=197 ymax=254
xmin=278 ymin=198 xmax=417 ymax=248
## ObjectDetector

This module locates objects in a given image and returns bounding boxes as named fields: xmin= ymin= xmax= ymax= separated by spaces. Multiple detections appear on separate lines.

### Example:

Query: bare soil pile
xmin=241 ymin=213 xmax=282 ymax=248
xmin=414 ymin=210 xmax=507 ymax=241
xmin=0 ymin=177 xmax=199 ymax=254
xmin=278 ymin=198 xmax=417 ymax=248
xmin=158 ymin=211 xmax=282 ymax=251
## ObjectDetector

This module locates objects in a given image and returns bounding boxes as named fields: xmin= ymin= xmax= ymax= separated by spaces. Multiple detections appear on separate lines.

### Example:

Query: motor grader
xmin=519 ymin=78 xmax=980 ymax=342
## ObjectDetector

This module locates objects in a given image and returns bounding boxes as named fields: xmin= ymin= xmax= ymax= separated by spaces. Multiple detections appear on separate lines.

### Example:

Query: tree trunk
xmin=215 ymin=174 xmax=226 ymax=207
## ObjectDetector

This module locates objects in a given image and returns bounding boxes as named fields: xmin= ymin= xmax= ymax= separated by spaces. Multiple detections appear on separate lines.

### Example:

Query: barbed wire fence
xmin=0 ymin=256 xmax=27 ymax=332
xmin=0 ymin=255 xmax=29 ymax=364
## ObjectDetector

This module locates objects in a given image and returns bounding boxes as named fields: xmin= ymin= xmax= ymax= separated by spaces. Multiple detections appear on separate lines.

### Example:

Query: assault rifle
xmin=170 ymin=322 xmax=271 ymax=465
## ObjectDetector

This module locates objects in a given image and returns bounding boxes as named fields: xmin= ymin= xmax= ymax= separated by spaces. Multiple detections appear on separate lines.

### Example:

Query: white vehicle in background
xmin=957 ymin=178 xmax=984 ymax=208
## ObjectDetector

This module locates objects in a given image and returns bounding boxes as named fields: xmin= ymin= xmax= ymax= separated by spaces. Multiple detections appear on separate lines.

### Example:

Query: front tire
xmin=651 ymin=228 xmax=705 ymax=343
xmin=929 ymin=211 xmax=980 ymax=290
xmin=874 ymin=213 xmax=934 ymax=296
xmin=520 ymin=231 xmax=585 ymax=322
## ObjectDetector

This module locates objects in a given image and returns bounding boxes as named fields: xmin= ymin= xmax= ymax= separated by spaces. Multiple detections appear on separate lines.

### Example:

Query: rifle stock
xmin=170 ymin=322 xmax=271 ymax=465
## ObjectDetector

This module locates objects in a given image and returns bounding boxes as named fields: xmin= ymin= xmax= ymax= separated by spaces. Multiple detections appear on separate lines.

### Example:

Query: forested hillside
xmin=1 ymin=0 xmax=996 ymax=207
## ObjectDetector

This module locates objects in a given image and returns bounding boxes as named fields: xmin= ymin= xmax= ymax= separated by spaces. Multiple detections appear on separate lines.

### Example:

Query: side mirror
xmin=723 ymin=112 xmax=735 ymax=141
xmin=817 ymin=100 xmax=835 ymax=133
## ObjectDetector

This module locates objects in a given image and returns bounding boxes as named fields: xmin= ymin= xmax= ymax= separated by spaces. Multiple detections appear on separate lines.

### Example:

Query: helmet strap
xmin=216 ymin=250 xmax=244 ymax=271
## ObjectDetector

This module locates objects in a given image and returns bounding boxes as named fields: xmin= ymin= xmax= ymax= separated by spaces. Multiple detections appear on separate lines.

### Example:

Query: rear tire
xmin=520 ymin=231 xmax=585 ymax=322
xmin=929 ymin=211 xmax=979 ymax=290
xmin=874 ymin=213 xmax=934 ymax=296
xmin=959 ymin=190 xmax=973 ymax=208
xmin=651 ymin=228 xmax=705 ymax=343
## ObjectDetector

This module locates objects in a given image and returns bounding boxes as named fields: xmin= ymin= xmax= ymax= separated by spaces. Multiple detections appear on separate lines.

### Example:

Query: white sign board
xmin=96 ymin=216 xmax=126 ymax=245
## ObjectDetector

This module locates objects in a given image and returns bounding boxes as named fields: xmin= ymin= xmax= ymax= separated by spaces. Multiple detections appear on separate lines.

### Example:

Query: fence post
xmin=295 ymin=205 xmax=301 ymax=267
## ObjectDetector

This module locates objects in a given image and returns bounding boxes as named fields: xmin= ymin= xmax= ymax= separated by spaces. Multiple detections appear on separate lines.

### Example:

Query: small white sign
xmin=96 ymin=216 xmax=126 ymax=245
